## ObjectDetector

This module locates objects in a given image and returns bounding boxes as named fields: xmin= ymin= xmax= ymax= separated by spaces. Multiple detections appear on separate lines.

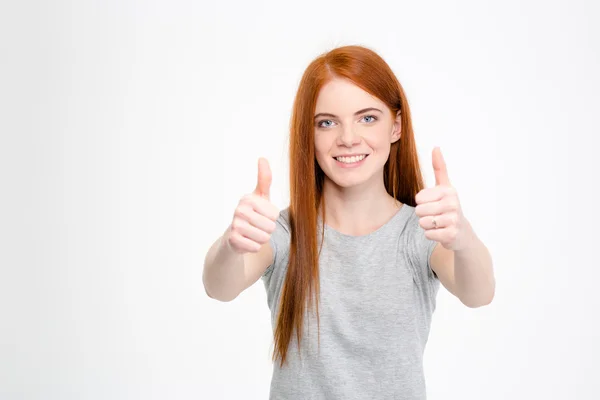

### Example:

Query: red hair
xmin=273 ymin=45 xmax=426 ymax=367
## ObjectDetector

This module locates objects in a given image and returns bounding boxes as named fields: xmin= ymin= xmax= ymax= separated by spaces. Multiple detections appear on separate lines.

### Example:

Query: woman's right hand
xmin=225 ymin=158 xmax=280 ymax=254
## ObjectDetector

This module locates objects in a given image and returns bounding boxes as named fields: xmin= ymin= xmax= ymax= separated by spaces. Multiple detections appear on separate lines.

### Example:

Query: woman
xmin=203 ymin=45 xmax=495 ymax=399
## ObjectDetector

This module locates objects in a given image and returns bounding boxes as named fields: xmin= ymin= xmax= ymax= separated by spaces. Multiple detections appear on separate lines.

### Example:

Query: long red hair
xmin=273 ymin=45 xmax=427 ymax=367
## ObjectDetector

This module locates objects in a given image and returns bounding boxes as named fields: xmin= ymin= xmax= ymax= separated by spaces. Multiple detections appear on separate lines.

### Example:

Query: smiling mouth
xmin=333 ymin=154 xmax=369 ymax=164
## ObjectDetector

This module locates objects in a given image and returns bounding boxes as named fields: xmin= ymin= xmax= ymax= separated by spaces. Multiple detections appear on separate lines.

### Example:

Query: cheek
xmin=362 ymin=125 xmax=392 ymax=143
xmin=313 ymin=139 xmax=329 ymax=170
xmin=365 ymin=134 xmax=392 ymax=154
xmin=314 ymin=135 xmax=332 ymax=158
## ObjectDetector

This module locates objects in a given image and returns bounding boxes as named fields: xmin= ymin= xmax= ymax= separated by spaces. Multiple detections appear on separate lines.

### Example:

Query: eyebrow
xmin=314 ymin=107 xmax=383 ymax=120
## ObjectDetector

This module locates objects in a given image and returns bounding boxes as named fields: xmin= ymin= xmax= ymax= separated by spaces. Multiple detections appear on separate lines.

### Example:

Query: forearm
xmin=453 ymin=225 xmax=495 ymax=308
xmin=202 ymin=230 xmax=245 ymax=302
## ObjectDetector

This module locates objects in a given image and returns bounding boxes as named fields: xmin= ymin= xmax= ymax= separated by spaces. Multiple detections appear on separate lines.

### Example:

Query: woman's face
xmin=313 ymin=78 xmax=401 ymax=190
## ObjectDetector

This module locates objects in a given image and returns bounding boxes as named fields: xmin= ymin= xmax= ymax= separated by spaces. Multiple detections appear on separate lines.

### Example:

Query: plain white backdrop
xmin=1 ymin=0 xmax=599 ymax=399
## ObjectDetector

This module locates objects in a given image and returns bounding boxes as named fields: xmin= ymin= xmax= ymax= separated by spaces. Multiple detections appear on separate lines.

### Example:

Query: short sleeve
xmin=262 ymin=208 xmax=291 ymax=281
xmin=406 ymin=211 xmax=440 ymax=304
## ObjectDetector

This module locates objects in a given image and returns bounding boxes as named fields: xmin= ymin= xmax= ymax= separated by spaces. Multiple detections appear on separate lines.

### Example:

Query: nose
xmin=337 ymin=125 xmax=361 ymax=147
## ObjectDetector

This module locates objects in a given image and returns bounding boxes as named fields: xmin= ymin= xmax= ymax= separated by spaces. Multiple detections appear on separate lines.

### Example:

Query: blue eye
xmin=318 ymin=120 xmax=335 ymax=128
xmin=362 ymin=115 xmax=378 ymax=123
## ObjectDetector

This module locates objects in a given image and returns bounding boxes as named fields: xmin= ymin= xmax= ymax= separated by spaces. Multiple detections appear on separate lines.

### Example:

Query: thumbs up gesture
xmin=225 ymin=158 xmax=280 ymax=254
xmin=415 ymin=147 xmax=472 ymax=251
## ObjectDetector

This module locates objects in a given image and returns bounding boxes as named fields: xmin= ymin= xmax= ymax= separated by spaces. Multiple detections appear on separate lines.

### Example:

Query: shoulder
xmin=276 ymin=207 xmax=292 ymax=232
xmin=272 ymin=206 xmax=292 ymax=240
xmin=398 ymin=204 xmax=421 ymax=236
xmin=400 ymin=204 xmax=438 ymax=269
xmin=268 ymin=206 xmax=292 ymax=256
xmin=262 ymin=207 xmax=292 ymax=280
xmin=403 ymin=204 xmax=430 ymax=239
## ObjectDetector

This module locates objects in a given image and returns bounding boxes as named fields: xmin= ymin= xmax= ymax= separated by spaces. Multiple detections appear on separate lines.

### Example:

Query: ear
xmin=390 ymin=110 xmax=402 ymax=143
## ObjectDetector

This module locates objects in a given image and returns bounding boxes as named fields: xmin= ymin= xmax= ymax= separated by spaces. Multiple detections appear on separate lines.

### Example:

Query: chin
xmin=326 ymin=172 xmax=370 ymax=189
xmin=318 ymin=155 xmax=384 ymax=189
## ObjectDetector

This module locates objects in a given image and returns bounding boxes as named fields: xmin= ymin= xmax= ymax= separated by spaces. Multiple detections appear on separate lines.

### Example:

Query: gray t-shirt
xmin=261 ymin=204 xmax=440 ymax=400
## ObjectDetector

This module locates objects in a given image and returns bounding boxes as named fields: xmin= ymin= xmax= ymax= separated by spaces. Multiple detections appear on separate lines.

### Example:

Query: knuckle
xmin=231 ymin=218 xmax=243 ymax=231
xmin=241 ymin=193 xmax=258 ymax=207
xmin=234 ymin=206 xmax=249 ymax=221
xmin=227 ymin=234 xmax=241 ymax=250
xmin=239 ymin=194 xmax=252 ymax=204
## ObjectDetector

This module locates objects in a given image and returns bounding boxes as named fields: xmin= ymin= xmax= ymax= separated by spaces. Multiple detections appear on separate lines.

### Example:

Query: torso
xmin=262 ymin=204 xmax=439 ymax=400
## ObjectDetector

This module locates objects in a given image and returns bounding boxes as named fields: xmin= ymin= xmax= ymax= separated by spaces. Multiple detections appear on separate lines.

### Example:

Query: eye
xmin=361 ymin=115 xmax=378 ymax=123
xmin=317 ymin=119 xmax=336 ymax=128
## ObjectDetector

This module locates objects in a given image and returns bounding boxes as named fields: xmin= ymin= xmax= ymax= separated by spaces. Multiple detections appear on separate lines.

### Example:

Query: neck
xmin=320 ymin=178 xmax=402 ymax=236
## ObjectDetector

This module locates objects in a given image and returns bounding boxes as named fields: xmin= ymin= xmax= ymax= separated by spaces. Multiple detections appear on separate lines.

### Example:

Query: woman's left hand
xmin=414 ymin=147 xmax=475 ymax=251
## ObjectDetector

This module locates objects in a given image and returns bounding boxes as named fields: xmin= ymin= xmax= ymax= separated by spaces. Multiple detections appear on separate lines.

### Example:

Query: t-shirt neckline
xmin=320 ymin=203 xmax=409 ymax=241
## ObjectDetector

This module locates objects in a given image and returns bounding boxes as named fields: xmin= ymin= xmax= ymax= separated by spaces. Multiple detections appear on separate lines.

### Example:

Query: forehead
xmin=315 ymin=78 xmax=386 ymax=114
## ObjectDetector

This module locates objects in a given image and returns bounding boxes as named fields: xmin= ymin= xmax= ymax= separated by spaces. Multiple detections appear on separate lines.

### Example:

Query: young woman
xmin=203 ymin=45 xmax=495 ymax=399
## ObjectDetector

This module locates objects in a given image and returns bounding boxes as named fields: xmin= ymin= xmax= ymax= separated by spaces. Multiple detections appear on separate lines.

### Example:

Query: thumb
xmin=254 ymin=157 xmax=272 ymax=198
xmin=433 ymin=147 xmax=450 ymax=186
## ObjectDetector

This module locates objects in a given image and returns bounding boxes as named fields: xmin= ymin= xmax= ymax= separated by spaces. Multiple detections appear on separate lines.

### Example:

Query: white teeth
xmin=335 ymin=154 xmax=367 ymax=164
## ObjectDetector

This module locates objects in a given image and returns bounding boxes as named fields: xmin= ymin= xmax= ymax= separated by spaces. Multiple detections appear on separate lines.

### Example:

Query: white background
xmin=1 ymin=0 xmax=599 ymax=399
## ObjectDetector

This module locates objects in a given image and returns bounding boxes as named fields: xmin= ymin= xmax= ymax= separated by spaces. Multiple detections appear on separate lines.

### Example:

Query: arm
xmin=416 ymin=147 xmax=495 ymax=308
xmin=202 ymin=227 xmax=273 ymax=302
xmin=430 ymin=220 xmax=495 ymax=308
xmin=203 ymin=157 xmax=279 ymax=302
